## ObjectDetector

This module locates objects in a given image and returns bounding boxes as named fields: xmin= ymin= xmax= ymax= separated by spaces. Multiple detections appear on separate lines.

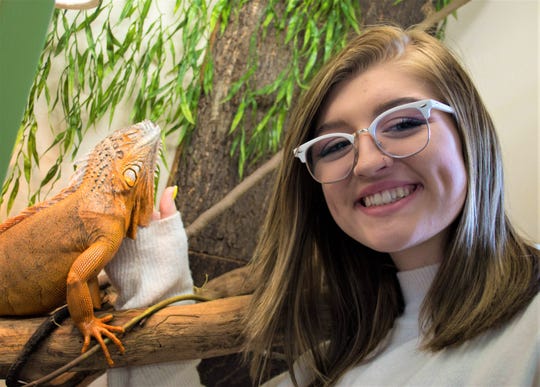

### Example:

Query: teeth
xmin=363 ymin=186 xmax=413 ymax=207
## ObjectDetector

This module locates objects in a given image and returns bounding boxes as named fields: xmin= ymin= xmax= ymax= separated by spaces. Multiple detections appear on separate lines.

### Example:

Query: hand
xmin=97 ymin=186 xmax=179 ymax=289
xmin=152 ymin=186 xmax=178 ymax=221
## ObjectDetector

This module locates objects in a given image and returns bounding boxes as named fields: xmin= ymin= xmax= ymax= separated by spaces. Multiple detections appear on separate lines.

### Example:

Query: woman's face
xmin=317 ymin=61 xmax=467 ymax=270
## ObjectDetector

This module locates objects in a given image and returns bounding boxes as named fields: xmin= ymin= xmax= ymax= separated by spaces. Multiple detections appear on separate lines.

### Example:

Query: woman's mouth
xmin=361 ymin=185 xmax=417 ymax=208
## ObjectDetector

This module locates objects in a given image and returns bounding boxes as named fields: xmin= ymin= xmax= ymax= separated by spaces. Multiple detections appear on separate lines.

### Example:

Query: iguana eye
xmin=123 ymin=168 xmax=138 ymax=187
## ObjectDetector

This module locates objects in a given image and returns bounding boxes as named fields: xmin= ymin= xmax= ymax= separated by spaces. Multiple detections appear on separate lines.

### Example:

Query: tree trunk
xmin=171 ymin=0 xmax=291 ymax=277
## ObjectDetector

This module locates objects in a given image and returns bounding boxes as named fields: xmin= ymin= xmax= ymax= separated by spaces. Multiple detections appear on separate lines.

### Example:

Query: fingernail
xmin=172 ymin=185 xmax=178 ymax=200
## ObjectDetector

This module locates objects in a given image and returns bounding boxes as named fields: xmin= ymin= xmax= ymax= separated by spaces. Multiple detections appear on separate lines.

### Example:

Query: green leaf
xmin=303 ymin=47 xmax=318 ymax=81
xmin=27 ymin=123 xmax=40 ymax=168
xmin=230 ymin=99 xmax=246 ymax=134
xmin=254 ymin=106 xmax=274 ymax=134
xmin=140 ymin=0 xmax=152 ymax=22
xmin=119 ymin=0 xmax=136 ymax=20
xmin=180 ymin=97 xmax=195 ymax=124
xmin=7 ymin=178 xmax=20 ymax=214
xmin=23 ymin=154 xmax=32 ymax=184
xmin=340 ymin=1 xmax=359 ymax=32
xmin=40 ymin=163 xmax=60 ymax=188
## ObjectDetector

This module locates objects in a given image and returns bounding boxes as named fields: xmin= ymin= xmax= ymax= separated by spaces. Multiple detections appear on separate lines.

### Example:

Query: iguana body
xmin=0 ymin=120 xmax=161 ymax=365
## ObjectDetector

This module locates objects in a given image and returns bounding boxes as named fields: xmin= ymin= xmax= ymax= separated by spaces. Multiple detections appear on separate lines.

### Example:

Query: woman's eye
xmin=319 ymin=139 xmax=352 ymax=158
xmin=379 ymin=117 xmax=425 ymax=137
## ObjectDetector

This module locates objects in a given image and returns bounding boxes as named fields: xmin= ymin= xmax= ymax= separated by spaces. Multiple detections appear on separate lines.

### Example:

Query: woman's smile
xmin=358 ymin=183 xmax=418 ymax=208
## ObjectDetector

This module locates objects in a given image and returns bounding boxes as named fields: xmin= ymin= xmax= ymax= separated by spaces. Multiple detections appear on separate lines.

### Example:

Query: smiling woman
xmin=243 ymin=25 xmax=539 ymax=386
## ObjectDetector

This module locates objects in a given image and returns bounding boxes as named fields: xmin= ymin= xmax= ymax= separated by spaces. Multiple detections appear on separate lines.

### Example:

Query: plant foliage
xmin=1 ymin=0 xmax=452 ymax=212
xmin=224 ymin=0 xmax=361 ymax=177
xmin=2 ymin=0 xmax=220 ymax=212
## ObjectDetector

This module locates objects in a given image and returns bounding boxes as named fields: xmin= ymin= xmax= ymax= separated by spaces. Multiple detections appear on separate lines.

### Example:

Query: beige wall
xmin=445 ymin=0 xmax=539 ymax=243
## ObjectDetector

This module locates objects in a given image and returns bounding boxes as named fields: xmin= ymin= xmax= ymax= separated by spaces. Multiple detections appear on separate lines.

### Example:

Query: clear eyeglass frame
xmin=293 ymin=99 xmax=455 ymax=184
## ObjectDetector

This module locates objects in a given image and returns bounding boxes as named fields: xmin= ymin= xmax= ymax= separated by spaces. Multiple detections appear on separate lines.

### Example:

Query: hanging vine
xmin=223 ymin=0 xmax=361 ymax=177
xmin=1 ymin=0 xmax=453 ymax=212
xmin=1 ymin=0 xmax=223 ymax=212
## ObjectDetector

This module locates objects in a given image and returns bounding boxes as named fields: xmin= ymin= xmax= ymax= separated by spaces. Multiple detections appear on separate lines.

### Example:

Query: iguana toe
xmin=79 ymin=314 xmax=125 ymax=366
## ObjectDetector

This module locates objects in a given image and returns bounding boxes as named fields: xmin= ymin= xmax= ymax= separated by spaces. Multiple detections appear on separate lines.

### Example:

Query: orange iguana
xmin=0 ymin=120 xmax=161 ymax=366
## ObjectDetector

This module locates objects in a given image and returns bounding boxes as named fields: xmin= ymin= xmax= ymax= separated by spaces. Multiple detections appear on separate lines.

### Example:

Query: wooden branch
xmin=0 ymin=295 xmax=250 ymax=380
xmin=196 ymin=265 xmax=257 ymax=299
xmin=415 ymin=0 xmax=471 ymax=31
xmin=185 ymin=150 xmax=282 ymax=238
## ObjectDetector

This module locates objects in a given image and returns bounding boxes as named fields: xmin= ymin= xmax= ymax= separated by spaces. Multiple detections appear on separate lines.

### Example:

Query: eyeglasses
xmin=293 ymin=99 xmax=455 ymax=184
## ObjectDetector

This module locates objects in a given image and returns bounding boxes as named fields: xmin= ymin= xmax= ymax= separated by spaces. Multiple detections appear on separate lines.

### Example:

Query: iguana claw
xmin=79 ymin=314 xmax=125 ymax=366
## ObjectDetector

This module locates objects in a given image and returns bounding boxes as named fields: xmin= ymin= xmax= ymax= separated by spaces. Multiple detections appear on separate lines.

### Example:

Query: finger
xmin=158 ymin=186 xmax=178 ymax=219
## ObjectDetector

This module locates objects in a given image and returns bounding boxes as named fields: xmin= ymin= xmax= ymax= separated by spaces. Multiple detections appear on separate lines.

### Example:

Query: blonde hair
xmin=244 ymin=25 xmax=539 ymax=386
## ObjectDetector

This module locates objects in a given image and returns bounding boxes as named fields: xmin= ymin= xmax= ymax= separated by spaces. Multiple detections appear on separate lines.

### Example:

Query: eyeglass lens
xmin=306 ymin=107 xmax=429 ymax=183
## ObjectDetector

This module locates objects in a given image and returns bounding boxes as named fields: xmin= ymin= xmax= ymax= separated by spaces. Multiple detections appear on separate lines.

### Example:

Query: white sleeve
xmin=101 ymin=212 xmax=203 ymax=387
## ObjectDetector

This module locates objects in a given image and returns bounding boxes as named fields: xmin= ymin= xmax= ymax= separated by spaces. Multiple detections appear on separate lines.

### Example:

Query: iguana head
xmin=82 ymin=120 xmax=162 ymax=238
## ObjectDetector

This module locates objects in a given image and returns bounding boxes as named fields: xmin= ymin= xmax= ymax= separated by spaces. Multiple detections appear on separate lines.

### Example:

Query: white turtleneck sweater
xmin=271 ymin=264 xmax=539 ymax=386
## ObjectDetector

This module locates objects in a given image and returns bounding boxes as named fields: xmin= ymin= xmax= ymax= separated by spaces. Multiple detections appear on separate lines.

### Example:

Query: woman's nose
xmin=352 ymin=132 xmax=392 ymax=177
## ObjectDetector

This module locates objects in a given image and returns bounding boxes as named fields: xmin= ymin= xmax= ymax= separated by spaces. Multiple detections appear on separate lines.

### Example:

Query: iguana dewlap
xmin=0 ymin=120 xmax=161 ymax=365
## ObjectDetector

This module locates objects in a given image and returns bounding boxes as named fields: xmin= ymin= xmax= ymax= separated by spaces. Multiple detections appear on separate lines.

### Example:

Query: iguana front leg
xmin=66 ymin=238 xmax=124 ymax=365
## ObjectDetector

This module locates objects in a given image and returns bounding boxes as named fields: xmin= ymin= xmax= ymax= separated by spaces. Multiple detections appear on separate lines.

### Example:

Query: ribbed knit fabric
xmin=335 ymin=264 xmax=539 ymax=386
xmin=105 ymin=360 xmax=202 ymax=387
xmin=390 ymin=263 xmax=439 ymax=346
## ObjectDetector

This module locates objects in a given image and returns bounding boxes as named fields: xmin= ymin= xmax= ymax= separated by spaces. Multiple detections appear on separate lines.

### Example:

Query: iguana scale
xmin=0 ymin=120 xmax=161 ymax=365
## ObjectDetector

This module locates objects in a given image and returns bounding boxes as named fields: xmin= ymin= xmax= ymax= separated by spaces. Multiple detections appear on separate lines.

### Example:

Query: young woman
xmin=99 ymin=26 xmax=538 ymax=386
xmin=243 ymin=25 xmax=539 ymax=385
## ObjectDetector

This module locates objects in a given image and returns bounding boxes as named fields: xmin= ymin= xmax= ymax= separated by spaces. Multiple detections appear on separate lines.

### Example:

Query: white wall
xmin=445 ymin=0 xmax=539 ymax=243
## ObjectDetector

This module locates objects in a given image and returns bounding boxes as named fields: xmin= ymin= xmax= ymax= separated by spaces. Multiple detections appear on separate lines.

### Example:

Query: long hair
xmin=243 ymin=25 xmax=539 ymax=386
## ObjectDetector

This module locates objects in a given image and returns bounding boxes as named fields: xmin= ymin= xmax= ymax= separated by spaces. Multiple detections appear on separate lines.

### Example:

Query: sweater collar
xmin=396 ymin=264 xmax=440 ymax=306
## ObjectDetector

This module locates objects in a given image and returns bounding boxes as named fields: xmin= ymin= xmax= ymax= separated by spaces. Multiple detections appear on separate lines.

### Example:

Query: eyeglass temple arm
xmin=430 ymin=99 xmax=455 ymax=114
